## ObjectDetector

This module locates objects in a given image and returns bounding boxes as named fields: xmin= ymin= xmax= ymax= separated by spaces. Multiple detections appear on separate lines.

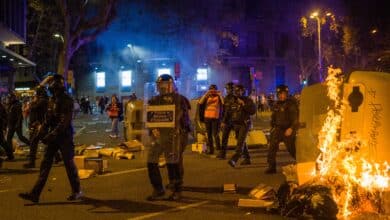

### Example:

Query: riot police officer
xmin=217 ymin=82 xmax=235 ymax=159
xmin=265 ymin=84 xmax=299 ymax=174
xmin=19 ymin=74 xmax=82 ymax=203
xmin=23 ymin=85 xmax=49 ymax=168
xmin=146 ymin=74 xmax=191 ymax=201
xmin=227 ymin=84 xmax=257 ymax=167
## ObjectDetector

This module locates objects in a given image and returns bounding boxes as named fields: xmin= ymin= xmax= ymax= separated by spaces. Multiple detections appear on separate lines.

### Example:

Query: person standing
xmin=265 ymin=85 xmax=299 ymax=174
xmin=23 ymin=86 xmax=49 ymax=168
xmin=227 ymin=84 xmax=257 ymax=167
xmin=146 ymin=74 xmax=191 ymax=201
xmin=19 ymin=74 xmax=82 ymax=203
xmin=217 ymin=82 xmax=235 ymax=159
xmin=0 ymin=101 xmax=10 ymax=168
xmin=105 ymin=94 xmax=123 ymax=138
xmin=198 ymin=84 xmax=223 ymax=154
xmin=5 ymin=92 xmax=30 ymax=160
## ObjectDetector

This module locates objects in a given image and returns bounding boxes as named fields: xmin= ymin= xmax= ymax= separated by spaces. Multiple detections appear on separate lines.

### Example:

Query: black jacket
xmin=271 ymin=98 xmax=299 ymax=130
xmin=29 ymin=96 xmax=49 ymax=127
xmin=223 ymin=95 xmax=256 ymax=124
xmin=41 ymin=93 xmax=74 ymax=144
xmin=7 ymin=100 xmax=23 ymax=129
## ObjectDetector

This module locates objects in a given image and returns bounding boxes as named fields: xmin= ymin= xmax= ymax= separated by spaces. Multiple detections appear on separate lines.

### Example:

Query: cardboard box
xmin=223 ymin=184 xmax=237 ymax=193
xmin=78 ymin=169 xmax=95 ymax=179
xmin=297 ymin=162 xmax=316 ymax=185
xmin=99 ymin=148 xmax=115 ymax=157
xmin=74 ymin=156 xmax=86 ymax=169
xmin=238 ymin=199 xmax=274 ymax=208
xmin=85 ymin=158 xmax=107 ymax=174
xmin=249 ymin=184 xmax=275 ymax=200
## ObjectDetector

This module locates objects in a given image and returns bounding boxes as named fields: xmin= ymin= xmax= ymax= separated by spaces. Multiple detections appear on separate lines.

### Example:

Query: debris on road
xmin=238 ymin=198 xmax=274 ymax=208
xmin=78 ymin=169 xmax=96 ymax=179
xmin=223 ymin=184 xmax=237 ymax=194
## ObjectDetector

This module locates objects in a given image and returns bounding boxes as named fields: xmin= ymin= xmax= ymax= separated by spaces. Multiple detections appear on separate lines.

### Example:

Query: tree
xmin=55 ymin=0 xmax=117 ymax=82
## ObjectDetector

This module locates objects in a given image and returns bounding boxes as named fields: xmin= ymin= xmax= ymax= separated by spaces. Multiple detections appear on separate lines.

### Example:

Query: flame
xmin=315 ymin=67 xmax=390 ymax=218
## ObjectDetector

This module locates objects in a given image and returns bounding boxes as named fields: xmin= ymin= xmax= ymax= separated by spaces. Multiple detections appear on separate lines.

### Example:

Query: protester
xmin=5 ymin=92 xmax=30 ymax=161
xmin=198 ymin=84 xmax=223 ymax=154
xmin=105 ymin=94 xmax=123 ymax=138
xmin=19 ymin=74 xmax=82 ymax=203
xmin=226 ymin=84 xmax=257 ymax=167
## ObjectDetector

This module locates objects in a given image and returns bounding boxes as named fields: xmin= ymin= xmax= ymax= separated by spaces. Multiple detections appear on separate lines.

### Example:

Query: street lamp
xmin=310 ymin=11 xmax=332 ymax=82
xmin=53 ymin=33 xmax=64 ymax=42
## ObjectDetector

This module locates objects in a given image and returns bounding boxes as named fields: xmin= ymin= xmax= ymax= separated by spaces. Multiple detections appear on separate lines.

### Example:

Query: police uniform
xmin=227 ymin=85 xmax=257 ymax=167
xmin=266 ymin=85 xmax=299 ymax=174
xmin=147 ymin=74 xmax=191 ymax=201
xmin=19 ymin=75 xmax=81 ymax=203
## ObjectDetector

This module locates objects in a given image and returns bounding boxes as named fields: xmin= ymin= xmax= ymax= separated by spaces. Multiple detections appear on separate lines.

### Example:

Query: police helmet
xmin=276 ymin=84 xmax=289 ymax=94
xmin=156 ymin=74 xmax=175 ymax=94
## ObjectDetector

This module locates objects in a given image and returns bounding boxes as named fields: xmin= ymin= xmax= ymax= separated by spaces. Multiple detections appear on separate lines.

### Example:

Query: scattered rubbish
xmin=238 ymin=199 xmax=274 ymax=208
xmin=119 ymin=140 xmax=144 ymax=152
xmin=223 ymin=184 xmax=237 ymax=194
xmin=85 ymin=158 xmax=108 ymax=174
xmin=52 ymin=178 xmax=56 ymax=181
xmin=78 ymin=169 xmax=95 ymax=179
xmin=96 ymin=142 xmax=106 ymax=146
xmin=86 ymin=130 xmax=97 ymax=133
xmin=249 ymin=184 xmax=275 ymax=200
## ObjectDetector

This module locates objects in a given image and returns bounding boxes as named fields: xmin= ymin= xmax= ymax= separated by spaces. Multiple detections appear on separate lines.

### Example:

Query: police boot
xmin=147 ymin=162 xmax=165 ymax=201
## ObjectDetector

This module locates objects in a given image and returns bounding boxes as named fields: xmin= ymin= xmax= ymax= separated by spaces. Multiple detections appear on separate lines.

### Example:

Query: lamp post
xmin=310 ymin=12 xmax=322 ymax=82
xmin=310 ymin=11 xmax=333 ymax=82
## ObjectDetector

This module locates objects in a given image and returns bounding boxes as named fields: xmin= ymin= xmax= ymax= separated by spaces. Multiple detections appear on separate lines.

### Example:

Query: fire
xmin=315 ymin=67 xmax=390 ymax=218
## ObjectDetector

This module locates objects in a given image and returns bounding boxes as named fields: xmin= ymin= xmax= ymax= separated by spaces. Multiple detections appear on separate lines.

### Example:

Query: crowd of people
xmin=0 ymin=72 xmax=299 ymax=203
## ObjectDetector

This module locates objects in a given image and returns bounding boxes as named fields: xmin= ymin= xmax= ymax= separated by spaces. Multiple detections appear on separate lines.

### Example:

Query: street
xmin=0 ymin=112 xmax=292 ymax=220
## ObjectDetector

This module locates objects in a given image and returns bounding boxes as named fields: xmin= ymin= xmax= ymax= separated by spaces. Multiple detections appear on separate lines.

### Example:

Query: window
xmin=96 ymin=72 xmax=105 ymax=88
xmin=157 ymin=68 xmax=171 ymax=76
xmin=196 ymin=68 xmax=208 ymax=81
xmin=121 ymin=70 xmax=132 ymax=87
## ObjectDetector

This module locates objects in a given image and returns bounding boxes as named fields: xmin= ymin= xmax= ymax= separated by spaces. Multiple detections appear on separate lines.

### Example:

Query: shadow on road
xmin=0 ymin=168 xmax=39 ymax=175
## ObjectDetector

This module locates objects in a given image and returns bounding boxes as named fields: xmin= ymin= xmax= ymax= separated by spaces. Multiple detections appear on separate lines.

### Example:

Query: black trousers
xmin=230 ymin=123 xmax=250 ymax=162
xmin=0 ymin=129 xmax=10 ymax=156
xmin=267 ymin=128 xmax=296 ymax=168
xmin=204 ymin=118 xmax=220 ymax=153
xmin=6 ymin=126 xmax=30 ymax=159
xmin=220 ymin=123 xmax=233 ymax=155
xmin=30 ymin=138 xmax=80 ymax=197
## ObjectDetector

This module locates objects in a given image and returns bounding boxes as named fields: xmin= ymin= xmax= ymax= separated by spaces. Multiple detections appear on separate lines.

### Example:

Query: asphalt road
xmin=0 ymin=112 xmax=292 ymax=220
